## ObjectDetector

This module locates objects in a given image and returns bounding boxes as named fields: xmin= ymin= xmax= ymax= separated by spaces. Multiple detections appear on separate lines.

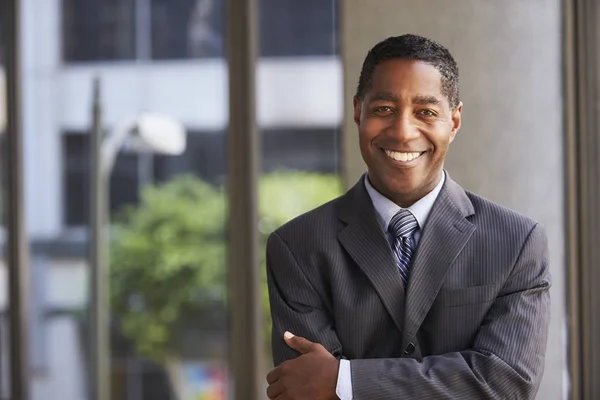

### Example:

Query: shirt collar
xmin=364 ymin=171 xmax=446 ymax=232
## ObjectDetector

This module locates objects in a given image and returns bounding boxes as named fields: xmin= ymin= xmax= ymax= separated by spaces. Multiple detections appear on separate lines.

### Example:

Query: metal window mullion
xmin=579 ymin=1 xmax=600 ymax=398
xmin=226 ymin=0 xmax=264 ymax=399
xmin=563 ymin=0 xmax=581 ymax=398
xmin=1 ymin=0 xmax=30 ymax=399
xmin=565 ymin=0 xmax=600 ymax=398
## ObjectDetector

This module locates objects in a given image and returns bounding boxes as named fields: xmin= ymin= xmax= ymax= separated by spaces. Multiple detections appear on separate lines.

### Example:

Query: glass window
xmin=260 ymin=0 xmax=339 ymax=57
xmin=262 ymin=128 xmax=339 ymax=173
xmin=20 ymin=0 xmax=342 ymax=397
xmin=62 ymin=0 xmax=136 ymax=62
xmin=0 ymin=20 xmax=5 ymax=228
xmin=61 ymin=2 xmax=232 ymax=397
xmin=62 ymin=133 xmax=140 ymax=227
xmin=0 ymin=135 xmax=5 ymax=228
xmin=63 ymin=0 xmax=338 ymax=62
xmin=257 ymin=0 xmax=341 ymax=365
xmin=151 ymin=0 xmax=339 ymax=59
xmin=0 ymin=22 xmax=4 ymax=65
xmin=63 ymin=129 xmax=337 ymax=227
xmin=151 ymin=0 xmax=338 ymax=59
xmin=151 ymin=0 xmax=225 ymax=60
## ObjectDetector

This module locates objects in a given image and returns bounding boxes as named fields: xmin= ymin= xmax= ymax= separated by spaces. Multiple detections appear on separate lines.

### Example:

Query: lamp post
xmin=88 ymin=77 xmax=187 ymax=400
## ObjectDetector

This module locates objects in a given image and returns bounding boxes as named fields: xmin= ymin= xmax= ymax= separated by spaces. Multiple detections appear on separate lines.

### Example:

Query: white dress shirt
xmin=336 ymin=171 xmax=446 ymax=399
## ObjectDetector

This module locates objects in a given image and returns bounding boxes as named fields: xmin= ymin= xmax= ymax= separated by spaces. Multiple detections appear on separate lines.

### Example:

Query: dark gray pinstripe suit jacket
xmin=266 ymin=173 xmax=551 ymax=399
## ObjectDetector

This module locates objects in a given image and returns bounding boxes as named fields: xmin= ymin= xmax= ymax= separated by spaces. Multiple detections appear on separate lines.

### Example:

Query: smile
xmin=383 ymin=149 xmax=426 ymax=163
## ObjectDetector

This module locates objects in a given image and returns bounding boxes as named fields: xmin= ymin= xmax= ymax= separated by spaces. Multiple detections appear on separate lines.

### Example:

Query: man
xmin=265 ymin=34 xmax=551 ymax=400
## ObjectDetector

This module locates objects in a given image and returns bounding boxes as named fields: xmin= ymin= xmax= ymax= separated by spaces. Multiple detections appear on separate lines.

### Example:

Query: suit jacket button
xmin=404 ymin=342 xmax=416 ymax=355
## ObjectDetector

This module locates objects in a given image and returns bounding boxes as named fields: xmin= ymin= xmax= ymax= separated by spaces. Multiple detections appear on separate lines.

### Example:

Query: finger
xmin=283 ymin=331 xmax=315 ymax=354
xmin=266 ymin=381 xmax=285 ymax=399
xmin=266 ymin=366 xmax=282 ymax=385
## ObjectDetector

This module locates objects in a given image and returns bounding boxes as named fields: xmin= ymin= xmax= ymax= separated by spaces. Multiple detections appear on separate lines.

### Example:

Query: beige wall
xmin=341 ymin=1 xmax=566 ymax=399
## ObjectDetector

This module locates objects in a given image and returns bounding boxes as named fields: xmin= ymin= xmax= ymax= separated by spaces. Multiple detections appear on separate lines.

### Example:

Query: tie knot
xmin=389 ymin=209 xmax=418 ymax=239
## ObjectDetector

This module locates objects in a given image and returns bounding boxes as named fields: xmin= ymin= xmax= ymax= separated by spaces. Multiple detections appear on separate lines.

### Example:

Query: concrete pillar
xmin=341 ymin=1 xmax=566 ymax=398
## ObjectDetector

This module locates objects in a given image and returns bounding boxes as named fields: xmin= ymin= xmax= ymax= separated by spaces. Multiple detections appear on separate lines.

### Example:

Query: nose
xmin=389 ymin=112 xmax=420 ymax=142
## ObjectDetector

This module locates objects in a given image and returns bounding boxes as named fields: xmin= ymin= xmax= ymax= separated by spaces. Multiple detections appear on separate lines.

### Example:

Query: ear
xmin=449 ymin=101 xmax=463 ymax=144
xmin=353 ymin=96 xmax=362 ymax=127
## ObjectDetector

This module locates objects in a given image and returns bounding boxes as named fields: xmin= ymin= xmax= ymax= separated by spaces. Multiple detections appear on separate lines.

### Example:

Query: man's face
xmin=354 ymin=59 xmax=462 ymax=207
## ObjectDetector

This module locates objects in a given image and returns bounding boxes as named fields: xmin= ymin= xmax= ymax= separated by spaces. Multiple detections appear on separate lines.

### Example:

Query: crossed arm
xmin=265 ymin=225 xmax=552 ymax=400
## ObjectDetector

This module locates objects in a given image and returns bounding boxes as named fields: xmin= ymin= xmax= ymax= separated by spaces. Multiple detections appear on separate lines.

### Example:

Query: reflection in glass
xmin=12 ymin=0 xmax=341 ymax=398
xmin=0 ymin=19 xmax=5 ymax=225
xmin=62 ymin=0 xmax=136 ymax=62
xmin=150 ymin=0 xmax=339 ymax=60
xmin=152 ymin=0 xmax=224 ymax=59
xmin=110 ymin=174 xmax=228 ymax=399
xmin=259 ymin=0 xmax=339 ymax=57
xmin=257 ymin=0 xmax=341 ymax=365
xmin=27 ymin=0 xmax=232 ymax=398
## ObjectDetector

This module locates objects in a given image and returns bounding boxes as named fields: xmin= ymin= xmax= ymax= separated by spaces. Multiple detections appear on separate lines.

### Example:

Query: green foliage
xmin=110 ymin=171 xmax=343 ymax=362
xmin=257 ymin=171 xmax=344 ymax=346
xmin=110 ymin=175 xmax=227 ymax=361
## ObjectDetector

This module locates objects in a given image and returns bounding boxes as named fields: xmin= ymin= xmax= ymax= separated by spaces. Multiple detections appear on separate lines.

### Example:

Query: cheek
xmin=424 ymin=127 xmax=453 ymax=150
xmin=358 ymin=122 xmax=380 ymax=144
xmin=357 ymin=130 xmax=373 ymax=153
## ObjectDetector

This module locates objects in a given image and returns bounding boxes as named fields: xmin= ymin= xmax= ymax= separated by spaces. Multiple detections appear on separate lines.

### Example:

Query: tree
xmin=110 ymin=174 xmax=229 ymax=399
xmin=110 ymin=171 xmax=343 ymax=398
xmin=257 ymin=171 xmax=344 ymax=346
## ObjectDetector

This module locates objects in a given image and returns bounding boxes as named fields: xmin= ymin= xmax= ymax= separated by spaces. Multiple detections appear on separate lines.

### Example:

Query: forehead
xmin=367 ymin=59 xmax=444 ymax=101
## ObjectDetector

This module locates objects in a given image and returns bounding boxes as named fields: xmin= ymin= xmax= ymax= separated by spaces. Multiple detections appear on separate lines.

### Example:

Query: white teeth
xmin=384 ymin=150 xmax=422 ymax=162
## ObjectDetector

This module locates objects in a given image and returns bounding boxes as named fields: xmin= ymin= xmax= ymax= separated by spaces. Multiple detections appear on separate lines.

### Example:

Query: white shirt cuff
xmin=335 ymin=359 xmax=353 ymax=400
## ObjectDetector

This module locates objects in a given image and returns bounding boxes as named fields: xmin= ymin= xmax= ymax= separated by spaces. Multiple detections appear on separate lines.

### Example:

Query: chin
xmin=370 ymin=164 xmax=430 ymax=193
xmin=390 ymin=183 xmax=420 ymax=196
xmin=392 ymin=171 xmax=423 ymax=186
xmin=379 ymin=177 xmax=418 ymax=195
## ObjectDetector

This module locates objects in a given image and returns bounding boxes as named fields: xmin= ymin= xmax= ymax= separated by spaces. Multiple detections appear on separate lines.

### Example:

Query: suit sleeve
xmin=350 ymin=223 xmax=552 ymax=400
xmin=266 ymin=231 xmax=344 ymax=367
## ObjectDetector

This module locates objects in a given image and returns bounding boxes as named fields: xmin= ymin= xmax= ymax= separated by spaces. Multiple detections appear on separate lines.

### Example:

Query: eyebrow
xmin=369 ymin=92 xmax=442 ymax=106
xmin=412 ymin=95 xmax=441 ymax=106
xmin=369 ymin=91 xmax=400 ymax=102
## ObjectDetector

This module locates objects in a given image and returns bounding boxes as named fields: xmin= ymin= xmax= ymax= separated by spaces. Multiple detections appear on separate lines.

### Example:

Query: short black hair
xmin=356 ymin=34 xmax=460 ymax=109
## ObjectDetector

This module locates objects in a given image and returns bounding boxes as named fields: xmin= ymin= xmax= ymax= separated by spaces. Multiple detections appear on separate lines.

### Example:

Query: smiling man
xmin=265 ymin=34 xmax=551 ymax=400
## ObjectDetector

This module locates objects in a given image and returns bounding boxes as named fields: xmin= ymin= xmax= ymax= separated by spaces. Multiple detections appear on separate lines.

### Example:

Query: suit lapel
xmin=403 ymin=175 xmax=476 ymax=343
xmin=337 ymin=176 xmax=406 ymax=334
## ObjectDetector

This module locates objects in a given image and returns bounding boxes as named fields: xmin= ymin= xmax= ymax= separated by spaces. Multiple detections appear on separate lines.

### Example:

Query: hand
xmin=266 ymin=331 xmax=340 ymax=400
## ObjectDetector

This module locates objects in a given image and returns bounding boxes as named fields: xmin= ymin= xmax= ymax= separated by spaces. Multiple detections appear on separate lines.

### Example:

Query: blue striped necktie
xmin=388 ymin=209 xmax=418 ymax=286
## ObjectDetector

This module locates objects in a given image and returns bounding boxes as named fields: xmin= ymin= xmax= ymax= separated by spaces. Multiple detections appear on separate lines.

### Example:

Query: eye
xmin=417 ymin=109 xmax=436 ymax=116
xmin=374 ymin=106 xmax=394 ymax=114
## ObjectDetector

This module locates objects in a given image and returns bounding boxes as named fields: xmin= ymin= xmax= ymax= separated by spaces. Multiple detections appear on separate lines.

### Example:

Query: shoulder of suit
xmin=463 ymin=189 xmax=543 ymax=234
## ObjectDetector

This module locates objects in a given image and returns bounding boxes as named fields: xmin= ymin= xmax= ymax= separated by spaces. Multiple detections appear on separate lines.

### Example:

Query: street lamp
xmin=101 ymin=112 xmax=187 ymax=174
xmin=89 ymin=77 xmax=187 ymax=400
